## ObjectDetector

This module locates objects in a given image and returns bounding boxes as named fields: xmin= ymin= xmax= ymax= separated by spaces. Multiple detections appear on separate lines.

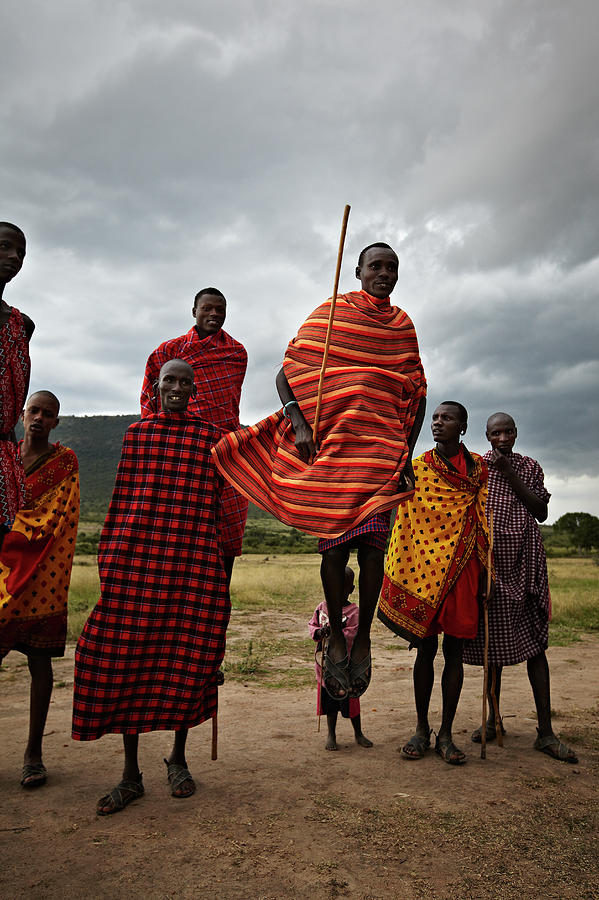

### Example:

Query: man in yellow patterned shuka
xmin=378 ymin=401 xmax=490 ymax=766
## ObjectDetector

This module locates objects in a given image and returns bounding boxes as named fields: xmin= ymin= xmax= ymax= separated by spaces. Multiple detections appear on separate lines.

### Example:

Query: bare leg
xmin=527 ymin=652 xmax=553 ymax=738
xmin=487 ymin=665 xmax=503 ymax=727
xmin=24 ymin=655 xmax=53 ymax=769
xmin=351 ymin=714 xmax=373 ymax=748
xmin=472 ymin=665 xmax=504 ymax=742
xmin=439 ymin=635 xmax=464 ymax=739
xmin=320 ymin=546 xmax=350 ymax=696
xmin=166 ymin=728 xmax=195 ymax=797
xmin=528 ymin=651 xmax=578 ymax=762
xmin=352 ymin=544 xmax=384 ymax=664
xmin=223 ymin=556 xmax=234 ymax=590
xmin=436 ymin=635 xmax=466 ymax=763
xmin=122 ymin=734 xmax=141 ymax=781
xmin=326 ymin=711 xmax=338 ymax=751
xmin=413 ymin=635 xmax=437 ymax=738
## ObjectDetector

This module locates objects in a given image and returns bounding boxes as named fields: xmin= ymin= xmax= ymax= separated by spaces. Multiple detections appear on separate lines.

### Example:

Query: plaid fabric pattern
xmin=318 ymin=512 xmax=391 ymax=552
xmin=463 ymin=451 xmax=551 ymax=667
xmin=72 ymin=412 xmax=229 ymax=740
xmin=0 ymin=308 xmax=29 ymax=527
xmin=140 ymin=327 xmax=248 ymax=555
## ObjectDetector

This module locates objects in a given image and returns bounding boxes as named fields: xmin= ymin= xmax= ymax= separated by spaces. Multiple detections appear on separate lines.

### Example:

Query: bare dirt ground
xmin=1 ymin=615 xmax=598 ymax=900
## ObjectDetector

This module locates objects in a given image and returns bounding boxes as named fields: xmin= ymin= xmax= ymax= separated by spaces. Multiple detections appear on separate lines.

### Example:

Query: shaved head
xmin=486 ymin=411 xmax=515 ymax=431
xmin=27 ymin=390 xmax=60 ymax=414
xmin=159 ymin=359 xmax=194 ymax=380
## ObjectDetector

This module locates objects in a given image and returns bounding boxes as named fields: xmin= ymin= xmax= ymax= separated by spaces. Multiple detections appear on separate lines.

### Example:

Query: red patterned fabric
xmin=72 ymin=412 xmax=229 ymax=740
xmin=0 ymin=444 xmax=79 ymax=657
xmin=0 ymin=308 xmax=30 ymax=528
xmin=140 ymin=327 xmax=248 ymax=556
xmin=212 ymin=291 xmax=426 ymax=538
xmin=463 ymin=451 xmax=551 ymax=667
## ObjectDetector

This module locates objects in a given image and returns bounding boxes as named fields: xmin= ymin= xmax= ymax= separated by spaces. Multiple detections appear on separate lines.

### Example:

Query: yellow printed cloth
xmin=378 ymin=447 xmax=490 ymax=642
xmin=0 ymin=444 xmax=79 ymax=657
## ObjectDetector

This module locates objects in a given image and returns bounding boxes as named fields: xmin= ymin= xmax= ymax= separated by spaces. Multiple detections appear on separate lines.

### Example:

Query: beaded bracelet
xmin=283 ymin=400 xmax=299 ymax=418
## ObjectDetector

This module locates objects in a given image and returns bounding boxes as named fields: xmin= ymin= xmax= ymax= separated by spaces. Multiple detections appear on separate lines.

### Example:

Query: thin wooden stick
xmin=490 ymin=667 xmax=503 ymax=747
xmin=312 ymin=204 xmax=351 ymax=443
xmin=317 ymin=633 xmax=328 ymax=733
xmin=211 ymin=714 xmax=218 ymax=760
xmin=481 ymin=509 xmax=494 ymax=760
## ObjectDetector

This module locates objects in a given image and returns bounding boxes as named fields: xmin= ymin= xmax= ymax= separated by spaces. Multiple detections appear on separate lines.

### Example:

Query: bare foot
xmin=355 ymin=733 xmax=373 ymax=748
xmin=325 ymin=734 xmax=338 ymax=751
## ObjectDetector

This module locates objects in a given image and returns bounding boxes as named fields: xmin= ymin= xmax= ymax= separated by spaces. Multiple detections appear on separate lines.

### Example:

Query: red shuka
xmin=72 ymin=412 xmax=229 ymax=740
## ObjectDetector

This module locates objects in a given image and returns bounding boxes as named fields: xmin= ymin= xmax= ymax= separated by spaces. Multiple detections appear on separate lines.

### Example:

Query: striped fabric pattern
xmin=140 ymin=327 xmax=248 ymax=556
xmin=212 ymin=291 xmax=426 ymax=539
xmin=72 ymin=412 xmax=229 ymax=740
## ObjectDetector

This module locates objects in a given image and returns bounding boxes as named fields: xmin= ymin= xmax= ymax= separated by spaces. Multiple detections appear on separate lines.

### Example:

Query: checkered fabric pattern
xmin=0 ymin=308 xmax=29 ymax=528
xmin=72 ymin=412 xmax=230 ymax=740
xmin=318 ymin=512 xmax=391 ymax=552
xmin=140 ymin=327 xmax=248 ymax=556
xmin=463 ymin=451 xmax=551 ymax=667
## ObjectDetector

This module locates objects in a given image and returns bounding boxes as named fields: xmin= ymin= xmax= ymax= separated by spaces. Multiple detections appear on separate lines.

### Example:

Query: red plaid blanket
xmin=72 ymin=412 xmax=229 ymax=739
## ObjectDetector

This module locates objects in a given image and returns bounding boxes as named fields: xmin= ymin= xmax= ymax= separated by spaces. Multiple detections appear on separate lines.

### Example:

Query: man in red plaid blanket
xmin=463 ymin=412 xmax=578 ymax=763
xmin=73 ymin=359 xmax=229 ymax=814
xmin=140 ymin=287 xmax=248 ymax=584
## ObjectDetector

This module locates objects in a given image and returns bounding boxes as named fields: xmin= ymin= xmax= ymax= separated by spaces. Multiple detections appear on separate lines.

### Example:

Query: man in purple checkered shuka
xmin=463 ymin=412 xmax=578 ymax=764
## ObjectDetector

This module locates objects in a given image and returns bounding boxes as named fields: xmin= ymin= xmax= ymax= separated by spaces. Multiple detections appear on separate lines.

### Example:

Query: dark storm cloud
xmin=1 ymin=0 xmax=597 ymax=519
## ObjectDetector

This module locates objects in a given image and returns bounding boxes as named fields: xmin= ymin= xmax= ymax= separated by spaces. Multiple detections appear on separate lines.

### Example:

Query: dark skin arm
xmin=401 ymin=396 xmax=426 ymax=489
xmin=276 ymin=367 xmax=317 ymax=464
xmin=277 ymin=367 xmax=427 ymax=477
xmin=488 ymin=449 xmax=548 ymax=522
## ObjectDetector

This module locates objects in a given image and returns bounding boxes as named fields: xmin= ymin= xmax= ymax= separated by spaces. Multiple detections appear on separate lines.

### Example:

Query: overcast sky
xmin=2 ymin=0 xmax=598 ymax=522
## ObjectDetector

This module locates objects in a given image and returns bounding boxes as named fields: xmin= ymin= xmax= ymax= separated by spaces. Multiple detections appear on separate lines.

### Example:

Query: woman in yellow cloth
xmin=0 ymin=391 xmax=79 ymax=787
xmin=378 ymin=401 xmax=490 ymax=765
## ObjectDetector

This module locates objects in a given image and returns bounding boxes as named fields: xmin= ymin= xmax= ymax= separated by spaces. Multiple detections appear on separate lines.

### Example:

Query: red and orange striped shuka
xmin=212 ymin=290 xmax=426 ymax=538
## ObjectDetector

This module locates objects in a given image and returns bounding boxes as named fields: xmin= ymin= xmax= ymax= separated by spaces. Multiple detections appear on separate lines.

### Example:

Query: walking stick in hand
xmin=312 ymin=204 xmax=351 ymax=444
xmin=481 ymin=509 xmax=494 ymax=759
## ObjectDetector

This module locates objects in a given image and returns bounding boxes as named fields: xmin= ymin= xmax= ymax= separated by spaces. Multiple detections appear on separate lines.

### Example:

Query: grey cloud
xmin=1 ymin=0 xmax=598 ymax=520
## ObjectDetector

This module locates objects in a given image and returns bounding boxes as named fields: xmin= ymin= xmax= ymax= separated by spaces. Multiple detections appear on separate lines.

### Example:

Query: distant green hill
xmin=16 ymin=414 xmax=316 ymax=553
xmin=17 ymin=414 xmax=137 ymax=520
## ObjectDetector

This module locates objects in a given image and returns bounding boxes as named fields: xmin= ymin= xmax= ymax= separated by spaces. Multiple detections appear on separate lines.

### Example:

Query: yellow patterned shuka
xmin=378 ymin=447 xmax=491 ymax=643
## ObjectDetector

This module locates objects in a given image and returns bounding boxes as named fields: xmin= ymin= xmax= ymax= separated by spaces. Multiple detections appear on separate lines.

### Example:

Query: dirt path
xmin=1 ymin=621 xmax=598 ymax=899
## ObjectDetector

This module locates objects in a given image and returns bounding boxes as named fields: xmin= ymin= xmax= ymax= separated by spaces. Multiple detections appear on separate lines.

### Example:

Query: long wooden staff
xmin=312 ymin=204 xmax=351 ymax=444
xmin=481 ymin=509 xmax=494 ymax=760
xmin=317 ymin=633 xmax=328 ymax=733
xmin=211 ymin=714 xmax=218 ymax=760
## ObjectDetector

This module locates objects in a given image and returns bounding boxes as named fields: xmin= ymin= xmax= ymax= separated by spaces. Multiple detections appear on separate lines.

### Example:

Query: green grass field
xmin=67 ymin=555 xmax=598 ymax=688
